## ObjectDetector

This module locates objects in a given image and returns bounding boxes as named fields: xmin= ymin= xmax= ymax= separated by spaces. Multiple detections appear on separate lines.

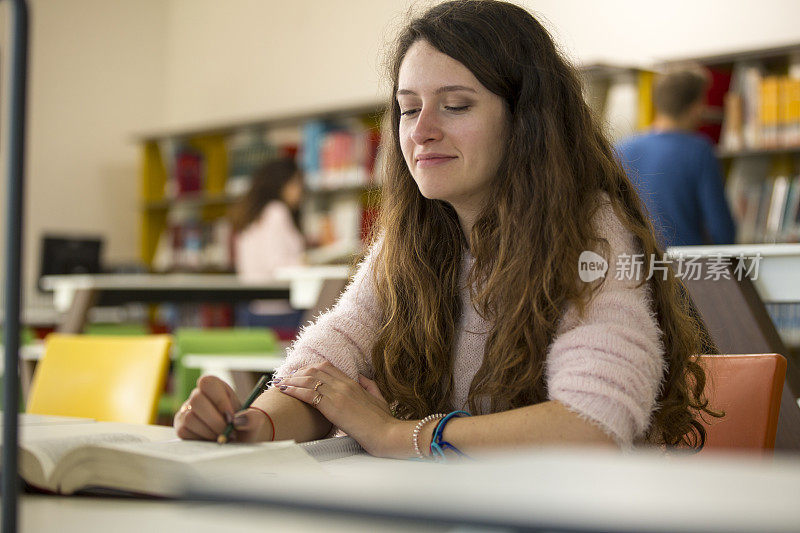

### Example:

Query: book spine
xmin=174 ymin=148 xmax=204 ymax=196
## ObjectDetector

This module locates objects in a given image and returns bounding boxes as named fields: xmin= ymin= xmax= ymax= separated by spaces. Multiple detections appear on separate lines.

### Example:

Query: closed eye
xmin=400 ymin=105 xmax=471 ymax=117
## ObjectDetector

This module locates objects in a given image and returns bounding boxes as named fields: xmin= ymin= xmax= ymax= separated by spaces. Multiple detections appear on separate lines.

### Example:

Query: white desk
xmin=191 ymin=448 xmax=800 ymax=533
xmin=40 ymin=273 xmax=290 ymax=313
xmin=181 ymin=353 xmax=286 ymax=373
xmin=40 ymin=268 xmax=352 ymax=334
xmin=0 ymin=343 xmax=45 ymax=379
xmin=15 ymin=494 xmax=442 ymax=533
xmin=274 ymin=265 xmax=351 ymax=309
xmin=181 ymin=352 xmax=287 ymax=392
xmin=0 ymin=342 xmax=45 ymax=362
xmin=667 ymin=243 xmax=800 ymax=303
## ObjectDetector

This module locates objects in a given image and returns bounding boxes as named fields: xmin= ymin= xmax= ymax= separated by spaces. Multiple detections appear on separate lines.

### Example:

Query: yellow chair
xmin=27 ymin=334 xmax=172 ymax=424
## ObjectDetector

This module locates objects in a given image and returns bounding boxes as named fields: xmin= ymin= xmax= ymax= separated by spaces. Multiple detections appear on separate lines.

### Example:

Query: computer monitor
xmin=38 ymin=235 xmax=104 ymax=291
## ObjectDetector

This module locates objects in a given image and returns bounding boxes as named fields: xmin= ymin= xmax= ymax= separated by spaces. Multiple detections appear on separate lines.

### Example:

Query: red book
xmin=175 ymin=149 xmax=203 ymax=195
xmin=698 ymin=67 xmax=732 ymax=145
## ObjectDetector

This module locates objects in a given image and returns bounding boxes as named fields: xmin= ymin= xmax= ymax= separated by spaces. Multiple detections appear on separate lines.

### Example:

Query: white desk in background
xmin=0 ymin=343 xmax=45 ymax=392
xmin=0 ymin=343 xmax=45 ymax=366
xmin=181 ymin=353 xmax=286 ymax=373
xmin=181 ymin=350 xmax=288 ymax=393
xmin=666 ymin=243 xmax=800 ymax=303
xmin=273 ymin=264 xmax=352 ymax=309
xmin=40 ymin=266 xmax=352 ymax=334
xmin=39 ymin=274 xmax=290 ymax=334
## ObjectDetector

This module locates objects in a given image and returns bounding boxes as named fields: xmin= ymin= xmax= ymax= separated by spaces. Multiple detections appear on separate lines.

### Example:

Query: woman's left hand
xmin=275 ymin=361 xmax=399 ymax=456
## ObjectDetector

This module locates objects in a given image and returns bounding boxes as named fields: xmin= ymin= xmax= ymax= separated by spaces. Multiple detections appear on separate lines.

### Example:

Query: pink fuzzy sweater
xmin=274 ymin=201 xmax=666 ymax=447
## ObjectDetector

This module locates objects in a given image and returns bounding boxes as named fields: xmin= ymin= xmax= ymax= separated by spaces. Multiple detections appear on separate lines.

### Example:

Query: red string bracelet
xmin=247 ymin=406 xmax=275 ymax=441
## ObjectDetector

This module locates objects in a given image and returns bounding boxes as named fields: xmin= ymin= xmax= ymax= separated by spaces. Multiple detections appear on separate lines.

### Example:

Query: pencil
xmin=217 ymin=374 xmax=270 ymax=444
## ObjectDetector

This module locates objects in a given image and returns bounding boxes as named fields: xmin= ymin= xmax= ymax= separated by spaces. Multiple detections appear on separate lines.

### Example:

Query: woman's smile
xmin=416 ymin=153 xmax=458 ymax=168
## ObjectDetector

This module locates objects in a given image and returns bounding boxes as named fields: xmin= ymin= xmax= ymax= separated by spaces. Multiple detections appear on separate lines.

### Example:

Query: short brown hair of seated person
xmin=653 ymin=64 xmax=711 ymax=119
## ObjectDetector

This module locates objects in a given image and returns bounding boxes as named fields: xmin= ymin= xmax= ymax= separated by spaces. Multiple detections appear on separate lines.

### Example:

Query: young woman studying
xmin=175 ymin=0 xmax=718 ymax=458
xmin=230 ymin=157 xmax=306 ymax=331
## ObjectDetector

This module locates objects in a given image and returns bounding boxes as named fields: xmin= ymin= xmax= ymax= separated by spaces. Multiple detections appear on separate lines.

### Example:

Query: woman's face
xmin=281 ymin=172 xmax=304 ymax=209
xmin=397 ymin=39 xmax=508 ymax=218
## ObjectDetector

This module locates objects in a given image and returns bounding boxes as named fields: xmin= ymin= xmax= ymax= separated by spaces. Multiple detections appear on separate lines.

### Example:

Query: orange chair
xmin=696 ymin=353 xmax=786 ymax=452
xmin=27 ymin=334 xmax=171 ymax=424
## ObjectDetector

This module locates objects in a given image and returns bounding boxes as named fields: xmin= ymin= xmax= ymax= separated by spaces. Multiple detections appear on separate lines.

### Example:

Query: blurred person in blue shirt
xmin=616 ymin=65 xmax=736 ymax=248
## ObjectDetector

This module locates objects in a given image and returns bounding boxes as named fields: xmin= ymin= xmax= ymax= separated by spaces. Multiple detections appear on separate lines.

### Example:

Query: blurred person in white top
xmin=231 ymin=157 xmax=306 ymax=332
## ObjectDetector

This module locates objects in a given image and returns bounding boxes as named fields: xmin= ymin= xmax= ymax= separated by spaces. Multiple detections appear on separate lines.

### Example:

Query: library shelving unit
xmin=579 ymin=63 xmax=655 ymax=144
xmin=660 ymin=43 xmax=800 ymax=361
xmin=659 ymin=43 xmax=800 ymax=246
xmin=136 ymin=63 xmax=657 ymax=278
xmin=136 ymin=101 xmax=386 ymax=276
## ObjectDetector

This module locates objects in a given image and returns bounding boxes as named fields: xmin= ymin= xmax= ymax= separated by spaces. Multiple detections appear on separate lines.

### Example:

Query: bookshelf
xmin=579 ymin=63 xmax=655 ymax=143
xmin=136 ymin=102 xmax=386 ymax=274
xmin=137 ymin=63 xmax=653 ymax=277
xmin=660 ymin=43 xmax=800 ymax=246
xmin=660 ymin=44 xmax=800 ymax=353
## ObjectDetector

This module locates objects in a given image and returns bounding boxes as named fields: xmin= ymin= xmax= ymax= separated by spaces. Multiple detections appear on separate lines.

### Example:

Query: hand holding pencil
xmin=217 ymin=374 xmax=271 ymax=444
xmin=174 ymin=374 xmax=273 ymax=443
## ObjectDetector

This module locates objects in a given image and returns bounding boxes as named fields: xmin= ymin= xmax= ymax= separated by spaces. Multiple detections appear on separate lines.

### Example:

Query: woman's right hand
xmin=173 ymin=375 xmax=273 ymax=442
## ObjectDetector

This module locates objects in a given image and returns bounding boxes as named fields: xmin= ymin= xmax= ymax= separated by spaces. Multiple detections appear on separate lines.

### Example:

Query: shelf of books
xmin=136 ymin=104 xmax=383 ymax=331
xmin=665 ymin=43 xmax=800 ymax=246
xmin=579 ymin=63 xmax=655 ymax=144
xmin=137 ymin=65 xmax=656 ymax=278
xmin=665 ymin=43 xmax=800 ymax=352
xmin=137 ymin=102 xmax=385 ymax=276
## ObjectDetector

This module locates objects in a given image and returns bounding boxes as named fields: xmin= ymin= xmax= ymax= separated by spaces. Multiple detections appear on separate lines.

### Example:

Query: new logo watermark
xmin=578 ymin=251 xmax=608 ymax=283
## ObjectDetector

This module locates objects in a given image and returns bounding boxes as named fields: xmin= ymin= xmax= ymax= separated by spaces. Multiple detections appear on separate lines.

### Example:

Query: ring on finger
xmin=313 ymin=380 xmax=323 ymax=392
xmin=311 ymin=393 xmax=323 ymax=407
xmin=180 ymin=403 xmax=192 ymax=414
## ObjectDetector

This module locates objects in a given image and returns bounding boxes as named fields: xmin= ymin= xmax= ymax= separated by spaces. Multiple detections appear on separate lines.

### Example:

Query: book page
xmin=100 ymin=439 xmax=298 ymax=463
xmin=23 ymin=432 xmax=150 ymax=482
xmin=19 ymin=421 xmax=176 ymax=444
xmin=55 ymin=439 xmax=325 ymax=496
xmin=10 ymin=422 xmax=176 ymax=488
xmin=101 ymin=439 xmax=325 ymax=477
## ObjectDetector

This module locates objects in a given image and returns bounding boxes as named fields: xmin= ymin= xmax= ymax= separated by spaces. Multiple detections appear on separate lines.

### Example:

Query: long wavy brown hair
xmin=368 ymin=0 xmax=720 ymax=448
xmin=229 ymin=157 xmax=301 ymax=233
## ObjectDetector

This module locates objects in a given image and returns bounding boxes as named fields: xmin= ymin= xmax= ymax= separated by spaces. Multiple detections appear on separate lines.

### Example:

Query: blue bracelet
xmin=430 ymin=410 xmax=472 ymax=462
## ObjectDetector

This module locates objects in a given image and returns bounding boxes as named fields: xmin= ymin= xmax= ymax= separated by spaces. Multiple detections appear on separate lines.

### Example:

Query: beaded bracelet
xmin=430 ymin=410 xmax=472 ymax=462
xmin=412 ymin=413 xmax=446 ymax=460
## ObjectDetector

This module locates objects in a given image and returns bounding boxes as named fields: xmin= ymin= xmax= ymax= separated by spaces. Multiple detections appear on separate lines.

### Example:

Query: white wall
xmin=161 ymin=0 xmax=800 ymax=129
xmin=2 ymin=0 xmax=800 ymax=310
xmin=0 ymin=0 xmax=168 ymax=306
xmin=523 ymin=0 xmax=800 ymax=67
xmin=160 ymin=0 xmax=409 ymax=128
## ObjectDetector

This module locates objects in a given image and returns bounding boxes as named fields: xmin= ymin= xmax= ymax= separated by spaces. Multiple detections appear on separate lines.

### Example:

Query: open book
xmin=5 ymin=418 xmax=362 ymax=497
